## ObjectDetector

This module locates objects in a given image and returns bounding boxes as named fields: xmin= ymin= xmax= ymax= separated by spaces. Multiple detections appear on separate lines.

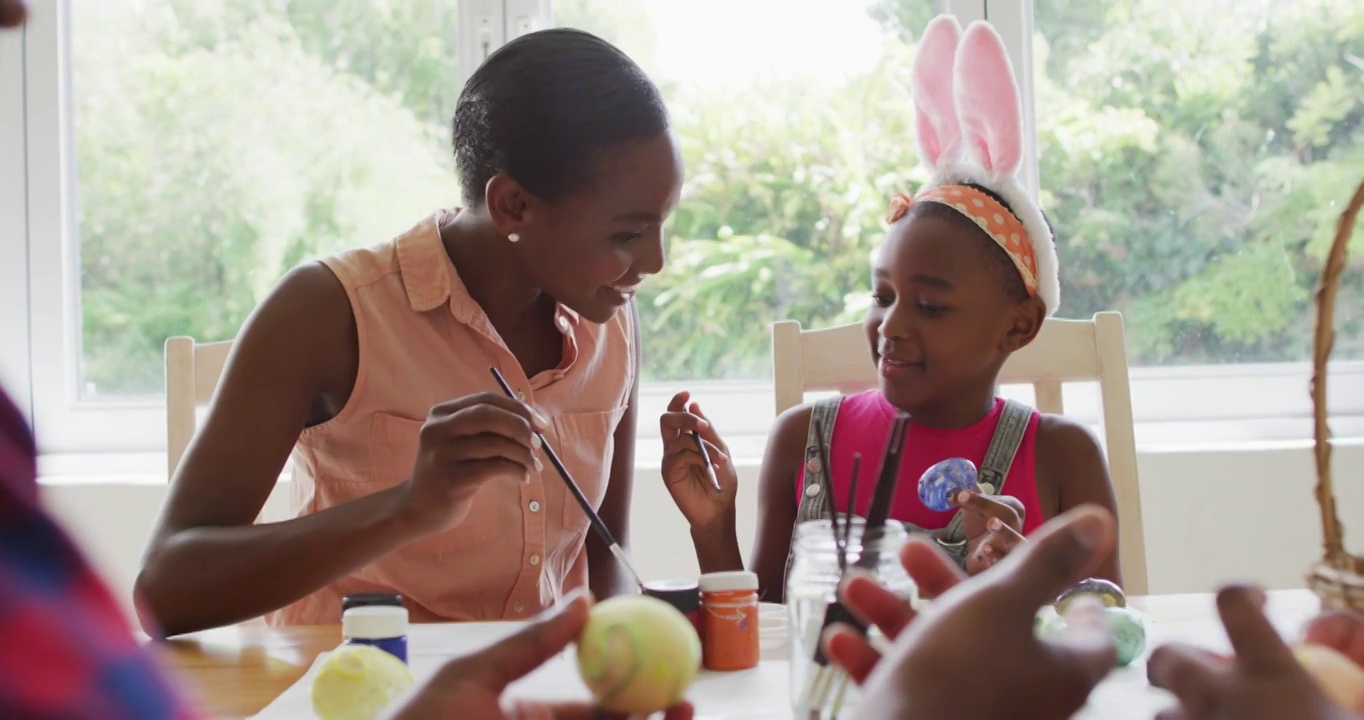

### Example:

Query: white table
xmin=243 ymin=590 xmax=1324 ymax=719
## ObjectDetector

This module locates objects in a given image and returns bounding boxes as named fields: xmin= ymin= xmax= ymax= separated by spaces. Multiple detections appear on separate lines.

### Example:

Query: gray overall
xmin=784 ymin=396 xmax=1033 ymax=583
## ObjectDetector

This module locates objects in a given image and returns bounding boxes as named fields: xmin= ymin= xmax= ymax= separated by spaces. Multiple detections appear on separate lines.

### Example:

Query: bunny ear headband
xmin=886 ymin=16 xmax=1060 ymax=316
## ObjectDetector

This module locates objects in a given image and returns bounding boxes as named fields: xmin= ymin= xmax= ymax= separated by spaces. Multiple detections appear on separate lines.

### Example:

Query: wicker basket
xmin=1306 ymin=177 xmax=1364 ymax=611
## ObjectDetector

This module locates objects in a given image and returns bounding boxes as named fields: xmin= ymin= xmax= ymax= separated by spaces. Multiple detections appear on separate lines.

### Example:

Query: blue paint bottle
xmin=342 ymin=605 xmax=409 ymax=664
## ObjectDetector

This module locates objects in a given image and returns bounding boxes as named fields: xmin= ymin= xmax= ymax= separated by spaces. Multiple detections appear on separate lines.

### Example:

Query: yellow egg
xmin=1295 ymin=643 xmax=1364 ymax=712
xmin=576 ymin=594 xmax=702 ymax=714
xmin=310 ymin=644 xmax=416 ymax=720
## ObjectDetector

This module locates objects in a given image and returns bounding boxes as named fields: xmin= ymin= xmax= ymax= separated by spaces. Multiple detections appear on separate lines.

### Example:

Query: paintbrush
xmin=798 ymin=414 xmax=910 ymax=716
xmin=489 ymin=367 xmax=644 ymax=590
xmin=815 ymin=414 xmax=909 ymax=653
xmin=690 ymin=430 xmax=723 ymax=494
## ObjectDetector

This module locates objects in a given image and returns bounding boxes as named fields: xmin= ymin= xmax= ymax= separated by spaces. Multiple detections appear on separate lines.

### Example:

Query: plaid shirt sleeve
xmin=0 ymin=389 xmax=200 ymax=720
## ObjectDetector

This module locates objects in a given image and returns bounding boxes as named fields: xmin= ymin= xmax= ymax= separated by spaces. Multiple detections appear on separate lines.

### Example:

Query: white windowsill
xmin=34 ymin=360 xmax=1364 ymax=485
xmin=36 ymin=426 xmax=1364 ymax=487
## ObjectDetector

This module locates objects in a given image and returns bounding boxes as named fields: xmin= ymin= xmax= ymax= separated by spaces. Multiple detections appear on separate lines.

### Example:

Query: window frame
xmin=0 ymin=16 xmax=30 ymax=419
xmin=7 ymin=0 xmax=1362 ymax=461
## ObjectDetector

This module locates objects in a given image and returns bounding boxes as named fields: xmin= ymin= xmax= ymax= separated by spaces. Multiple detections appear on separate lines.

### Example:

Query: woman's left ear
xmin=484 ymin=174 xmax=534 ymax=237
xmin=1002 ymin=297 xmax=1046 ymax=353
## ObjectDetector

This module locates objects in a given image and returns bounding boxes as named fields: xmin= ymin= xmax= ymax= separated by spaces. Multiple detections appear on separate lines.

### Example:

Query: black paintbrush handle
xmin=864 ymin=415 xmax=910 ymax=529
xmin=537 ymin=428 xmax=619 ymax=547
xmin=488 ymin=369 xmax=619 ymax=548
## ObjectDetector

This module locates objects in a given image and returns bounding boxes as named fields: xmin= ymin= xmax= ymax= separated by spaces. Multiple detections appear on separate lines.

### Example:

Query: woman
xmin=136 ymin=28 xmax=683 ymax=635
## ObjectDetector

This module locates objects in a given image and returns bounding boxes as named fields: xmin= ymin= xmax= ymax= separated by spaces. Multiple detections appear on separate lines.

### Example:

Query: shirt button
xmin=516 ymin=390 xmax=526 ymax=401
xmin=805 ymin=483 xmax=822 ymax=497
xmin=557 ymin=316 xmax=570 ymax=331
xmin=529 ymin=554 xmax=541 ymax=566
xmin=529 ymin=500 xmax=541 ymax=513
xmin=513 ymin=600 xmax=525 ymax=613
xmin=805 ymin=456 xmax=822 ymax=474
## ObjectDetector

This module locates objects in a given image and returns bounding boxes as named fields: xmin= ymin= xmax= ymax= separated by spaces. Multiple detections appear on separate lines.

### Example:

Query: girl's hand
xmin=659 ymin=391 xmax=737 ymax=530
xmin=825 ymin=506 xmax=1118 ymax=719
xmin=957 ymin=490 xmax=1027 ymax=575
xmin=389 ymin=590 xmax=694 ymax=720
xmin=1305 ymin=609 xmax=1364 ymax=668
xmin=1148 ymin=585 xmax=1356 ymax=720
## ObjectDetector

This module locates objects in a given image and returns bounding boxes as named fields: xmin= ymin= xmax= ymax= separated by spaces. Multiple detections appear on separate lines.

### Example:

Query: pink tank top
xmin=797 ymin=391 xmax=1045 ymax=534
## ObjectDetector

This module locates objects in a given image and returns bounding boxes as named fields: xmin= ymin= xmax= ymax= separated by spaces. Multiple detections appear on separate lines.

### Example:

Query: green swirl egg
xmin=1037 ymin=606 xmax=1146 ymax=667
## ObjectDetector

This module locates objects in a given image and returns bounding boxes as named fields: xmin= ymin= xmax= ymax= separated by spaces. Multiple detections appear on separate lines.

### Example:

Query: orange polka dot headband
xmin=886 ymin=185 xmax=1039 ymax=297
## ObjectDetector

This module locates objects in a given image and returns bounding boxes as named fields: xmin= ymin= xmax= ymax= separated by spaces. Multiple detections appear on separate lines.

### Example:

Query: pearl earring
xmin=508 ymin=232 xmax=521 ymax=243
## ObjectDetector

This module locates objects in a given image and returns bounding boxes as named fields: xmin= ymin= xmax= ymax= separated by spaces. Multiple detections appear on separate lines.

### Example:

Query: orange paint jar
xmin=699 ymin=571 xmax=759 ymax=671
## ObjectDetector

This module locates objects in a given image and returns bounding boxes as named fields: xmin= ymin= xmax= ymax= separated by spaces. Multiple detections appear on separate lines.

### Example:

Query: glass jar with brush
xmin=787 ymin=517 xmax=916 ymax=719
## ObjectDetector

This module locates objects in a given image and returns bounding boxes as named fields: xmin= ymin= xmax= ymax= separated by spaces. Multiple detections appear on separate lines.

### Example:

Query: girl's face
xmin=863 ymin=209 xmax=1044 ymax=423
xmin=512 ymin=132 xmax=684 ymax=325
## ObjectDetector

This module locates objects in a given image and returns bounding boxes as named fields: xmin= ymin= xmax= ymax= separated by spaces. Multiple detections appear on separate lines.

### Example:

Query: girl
xmin=136 ymin=29 xmax=684 ymax=635
xmin=658 ymin=16 xmax=1120 ymax=602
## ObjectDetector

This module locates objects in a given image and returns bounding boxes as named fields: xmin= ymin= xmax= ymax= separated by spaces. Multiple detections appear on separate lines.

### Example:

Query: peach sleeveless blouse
xmin=268 ymin=211 xmax=635 ymax=625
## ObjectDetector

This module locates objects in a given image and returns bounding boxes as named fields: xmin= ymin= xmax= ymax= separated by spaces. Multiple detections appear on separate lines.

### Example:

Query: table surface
xmin=151 ymin=590 xmax=1326 ymax=720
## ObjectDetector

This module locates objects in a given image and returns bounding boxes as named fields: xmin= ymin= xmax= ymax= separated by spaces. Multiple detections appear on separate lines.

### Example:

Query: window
xmin=1029 ymin=0 xmax=1362 ymax=367
xmin=559 ymin=0 xmax=1364 ymax=452
xmin=561 ymin=0 xmax=937 ymax=382
xmin=20 ymin=0 xmax=478 ymax=451
xmin=5 ymin=0 xmax=1362 ymax=461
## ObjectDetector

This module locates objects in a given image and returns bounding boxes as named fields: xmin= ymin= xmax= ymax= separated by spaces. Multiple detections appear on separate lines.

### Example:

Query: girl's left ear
xmin=1002 ymin=297 xmax=1046 ymax=353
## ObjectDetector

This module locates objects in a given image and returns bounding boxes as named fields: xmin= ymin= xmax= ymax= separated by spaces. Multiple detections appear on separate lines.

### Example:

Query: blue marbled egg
xmin=917 ymin=457 xmax=979 ymax=512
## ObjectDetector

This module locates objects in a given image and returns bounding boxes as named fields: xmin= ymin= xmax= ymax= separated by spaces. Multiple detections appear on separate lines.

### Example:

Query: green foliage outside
xmin=72 ymin=0 xmax=1363 ymax=397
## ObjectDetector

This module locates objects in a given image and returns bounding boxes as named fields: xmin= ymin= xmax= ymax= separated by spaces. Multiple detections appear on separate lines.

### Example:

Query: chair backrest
xmin=771 ymin=311 xmax=1148 ymax=594
xmin=164 ymin=336 xmax=234 ymax=479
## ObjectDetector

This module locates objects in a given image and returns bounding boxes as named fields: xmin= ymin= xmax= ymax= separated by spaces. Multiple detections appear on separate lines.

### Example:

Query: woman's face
xmin=514 ymin=132 xmax=684 ymax=324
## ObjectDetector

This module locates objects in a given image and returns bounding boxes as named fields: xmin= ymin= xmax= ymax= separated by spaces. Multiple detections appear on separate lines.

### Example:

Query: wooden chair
xmin=164 ymin=336 xmax=234 ymax=479
xmin=771 ymin=311 xmax=1148 ymax=595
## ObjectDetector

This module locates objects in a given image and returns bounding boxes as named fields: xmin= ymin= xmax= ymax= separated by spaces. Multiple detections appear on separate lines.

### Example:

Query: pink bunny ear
xmin=954 ymin=22 xmax=1023 ymax=177
xmin=912 ymin=15 xmax=963 ymax=171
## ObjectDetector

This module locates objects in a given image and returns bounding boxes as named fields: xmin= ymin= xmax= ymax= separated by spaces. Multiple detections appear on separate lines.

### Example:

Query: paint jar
xmin=341 ymin=592 xmax=404 ymax=613
xmin=342 ymin=605 xmax=409 ymax=664
xmin=643 ymin=579 xmax=704 ymax=640
xmin=699 ymin=570 xmax=759 ymax=671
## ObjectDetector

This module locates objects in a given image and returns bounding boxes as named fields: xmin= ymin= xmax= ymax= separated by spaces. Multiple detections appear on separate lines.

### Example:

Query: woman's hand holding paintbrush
xmin=395 ymin=393 xmax=551 ymax=536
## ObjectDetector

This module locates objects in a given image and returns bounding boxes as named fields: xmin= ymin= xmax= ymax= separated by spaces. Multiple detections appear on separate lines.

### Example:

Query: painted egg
xmin=918 ymin=458 xmax=979 ymax=512
xmin=1055 ymin=578 xmax=1127 ymax=614
xmin=310 ymin=645 xmax=415 ymax=720
xmin=577 ymin=595 xmax=701 ymax=714
xmin=1038 ymin=606 xmax=1146 ymax=668
xmin=1294 ymin=643 xmax=1364 ymax=712
xmin=1107 ymin=606 xmax=1147 ymax=667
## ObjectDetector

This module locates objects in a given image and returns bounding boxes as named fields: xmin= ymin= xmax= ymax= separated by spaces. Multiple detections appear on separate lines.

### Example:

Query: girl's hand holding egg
xmin=379 ymin=591 xmax=695 ymax=720
xmin=1148 ymin=584 xmax=1360 ymax=720
xmin=577 ymin=594 xmax=702 ymax=715
xmin=919 ymin=458 xmax=1026 ymax=575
